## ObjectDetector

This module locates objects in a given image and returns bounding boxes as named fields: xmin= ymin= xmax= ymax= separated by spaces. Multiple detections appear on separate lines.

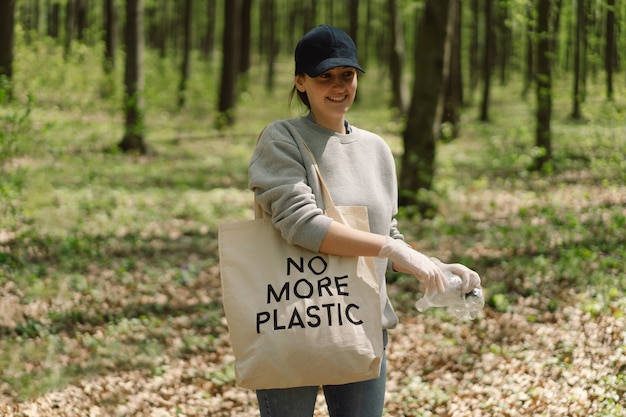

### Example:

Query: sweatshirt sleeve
xmin=248 ymin=121 xmax=333 ymax=252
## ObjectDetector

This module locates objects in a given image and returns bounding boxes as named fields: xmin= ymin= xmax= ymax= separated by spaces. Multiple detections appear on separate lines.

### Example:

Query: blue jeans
xmin=256 ymin=332 xmax=388 ymax=417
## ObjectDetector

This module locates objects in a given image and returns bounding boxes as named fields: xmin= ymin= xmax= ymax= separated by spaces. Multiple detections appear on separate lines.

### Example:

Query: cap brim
xmin=306 ymin=58 xmax=365 ymax=78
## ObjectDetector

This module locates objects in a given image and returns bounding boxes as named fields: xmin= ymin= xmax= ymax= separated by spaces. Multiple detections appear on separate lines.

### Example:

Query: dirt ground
xmin=2 ymin=292 xmax=624 ymax=417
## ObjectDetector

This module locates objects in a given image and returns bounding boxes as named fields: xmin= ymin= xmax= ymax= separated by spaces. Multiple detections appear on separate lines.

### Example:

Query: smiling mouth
xmin=327 ymin=95 xmax=348 ymax=103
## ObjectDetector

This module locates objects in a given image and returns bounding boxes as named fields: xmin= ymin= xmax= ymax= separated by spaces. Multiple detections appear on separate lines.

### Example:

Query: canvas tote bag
xmin=218 ymin=153 xmax=383 ymax=390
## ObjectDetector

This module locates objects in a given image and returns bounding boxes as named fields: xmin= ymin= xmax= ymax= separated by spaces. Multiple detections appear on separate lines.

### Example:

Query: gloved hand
xmin=430 ymin=258 xmax=481 ymax=293
xmin=378 ymin=237 xmax=447 ymax=293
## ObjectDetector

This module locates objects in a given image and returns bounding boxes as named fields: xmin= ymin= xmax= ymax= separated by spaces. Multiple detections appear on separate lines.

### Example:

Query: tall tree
xmin=479 ymin=0 xmax=493 ymax=121
xmin=239 ymin=0 xmax=252 ymax=76
xmin=399 ymin=0 xmax=453 ymax=210
xmin=76 ymin=0 xmax=88 ymax=41
xmin=0 ymin=0 xmax=16 ymax=99
xmin=119 ymin=0 xmax=147 ymax=154
xmin=469 ymin=0 xmax=480 ymax=97
xmin=349 ymin=0 xmax=359 ymax=48
xmin=522 ymin=2 xmax=535 ymax=98
xmin=101 ymin=0 xmax=116 ymax=98
xmin=217 ymin=0 xmax=242 ymax=127
xmin=496 ymin=1 xmax=511 ymax=85
xmin=534 ymin=0 xmax=560 ymax=170
xmin=103 ymin=0 xmax=116 ymax=75
xmin=201 ymin=0 xmax=217 ymax=60
xmin=261 ymin=0 xmax=277 ymax=92
xmin=580 ymin=0 xmax=589 ymax=101
xmin=388 ymin=0 xmax=408 ymax=114
xmin=441 ymin=0 xmax=462 ymax=138
xmin=571 ymin=0 xmax=584 ymax=119
xmin=604 ymin=0 xmax=615 ymax=101
xmin=48 ymin=1 xmax=61 ymax=39
xmin=177 ymin=0 xmax=193 ymax=108
xmin=64 ymin=0 xmax=76 ymax=58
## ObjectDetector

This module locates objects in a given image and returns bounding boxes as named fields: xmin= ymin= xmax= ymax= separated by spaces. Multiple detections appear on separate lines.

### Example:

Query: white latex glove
xmin=378 ymin=237 xmax=447 ymax=293
xmin=430 ymin=258 xmax=481 ymax=293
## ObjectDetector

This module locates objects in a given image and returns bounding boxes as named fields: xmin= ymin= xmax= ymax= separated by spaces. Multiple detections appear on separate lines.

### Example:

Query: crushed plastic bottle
xmin=415 ymin=271 xmax=485 ymax=320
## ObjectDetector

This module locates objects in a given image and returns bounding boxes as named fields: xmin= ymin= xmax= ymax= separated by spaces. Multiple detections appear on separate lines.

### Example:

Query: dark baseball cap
xmin=295 ymin=25 xmax=365 ymax=77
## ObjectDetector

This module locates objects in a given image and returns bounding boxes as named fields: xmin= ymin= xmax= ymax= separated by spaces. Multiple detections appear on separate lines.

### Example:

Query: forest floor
xmin=2 ymin=50 xmax=626 ymax=415
xmin=1 ymin=272 xmax=624 ymax=416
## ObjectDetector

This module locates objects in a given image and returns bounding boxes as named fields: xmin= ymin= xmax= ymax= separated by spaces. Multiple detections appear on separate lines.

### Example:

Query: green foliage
xmin=0 ymin=84 xmax=32 ymax=236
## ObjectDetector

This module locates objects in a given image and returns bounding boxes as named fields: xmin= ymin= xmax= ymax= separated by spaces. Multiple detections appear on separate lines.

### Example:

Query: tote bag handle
xmin=254 ymin=136 xmax=336 ymax=220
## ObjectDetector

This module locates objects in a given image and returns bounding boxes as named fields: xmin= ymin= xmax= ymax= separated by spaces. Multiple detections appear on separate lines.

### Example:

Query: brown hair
xmin=289 ymin=84 xmax=310 ymax=110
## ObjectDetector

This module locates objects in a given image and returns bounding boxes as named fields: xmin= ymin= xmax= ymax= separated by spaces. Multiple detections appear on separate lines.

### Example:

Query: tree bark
xmin=571 ymin=0 xmax=584 ymax=119
xmin=177 ymin=0 xmax=193 ymax=108
xmin=496 ymin=1 xmax=511 ymax=85
xmin=605 ymin=0 xmax=615 ymax=101
xmin=262 ymin=0 xmax=277 ymax=92
xmin=442 ymin=0 xmax=462 ymax=138
xmin=64 ymin=0 xmax=76 ymax=58
xmin=349 ymin=0 xmax=359 ymax=48
xmin=217 ymin=0 xmax=242 ymax=127
xmin=479 ymin=0 xmax=493 ymax=122
xmin=239 ymin=0 xmax=252 ymax=75
xmin=522 ymin=3 xmax=534 ymax=99
xmin=201 ymin=0 xmax=216 ymax=60
xmin=399 ymin=0 xmax=452 ymax=210
xmin=469 ymin=0 xmax=479 ymax=97
xmin=0 ymin=0 xmax=16 ymax=99
xmin=387 ymin=0 xmax=408 ymax=114
xmin=48 ymin=1 xmax=61 ymax=39
xmin=103 ymin=0 xmax=116 ymax=74
xmin=119 ymin=0 xmax=147 ymax=154
xmin=76 ymin=0 xmax=88 ymax=41
xmin=534 ymin=0 xmax=553 ymax=170
xmin=100 ymin=0 xmax=116 ymax=98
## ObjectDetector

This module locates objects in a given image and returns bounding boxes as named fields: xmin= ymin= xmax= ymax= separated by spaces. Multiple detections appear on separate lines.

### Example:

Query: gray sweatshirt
xmin=249 ymin=116 xmax=400 ymax=329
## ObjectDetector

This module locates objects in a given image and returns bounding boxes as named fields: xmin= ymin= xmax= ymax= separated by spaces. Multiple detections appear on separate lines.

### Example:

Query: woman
xmin=248 ymin=24 xmax=480 ymax=417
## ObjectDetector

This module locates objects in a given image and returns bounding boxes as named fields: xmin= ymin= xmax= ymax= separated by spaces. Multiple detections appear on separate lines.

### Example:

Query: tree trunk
xmin=363 ymin=0 xmax=372 ymax=64
xmin=479 ymin=0 xmax=493 ymax=122
xmin=48 ymin=1 xmax=61 ymax=39
xmin=101 ymin=0 xmax=116 ymax=98
xmin=64 ymin=0 xmax=76 ymax=58
xmin=301 ymin=0 xmax=316 ymax=34
xmin=605 ymin=0 xmax=615 ymax=101
xmin=76 ymin=0 xmax=88 ymax=41
xmin=103 ymin=0 xmax=116 ymax=73
xmin=469 ymin=0 xmax=479 ymax=97
xmin=571 ymin=0 xmax=584 ymax=119
xmin=239 ymin=0 xmax=252 ymax=76
xmin=522 ymin=3 xmax=534 ymax=99
xmin=0 ymin=0 xmax=16 ymax=99
xmin=217 ymin=0 xmax=242 ymax=127
xmin=399 ymin=0 xmax=452 ymax=210
xmin=349 ymin=0 xmax=359 ymax=48
xmin=580 ymin=0 xmax=588 ymax=103
xmin=201 ymin=0 xmax=216 ymax=60
xmin=387 ymin=0 xmax=408 ymax=114
xmin=496 ymin=1 xmax=511 ymax=85
xmin=155 ymin=0 xmax=168 ymax=57
xmin=20 ymin=0 xmax=34 ymax=43
xmin=442 ymin=0 xmax=461 ymax=138
xmin=119 ymin=0 xmax=147 ymax=155
xmin=534 ymin=0 xmax=553 ymax=170
xmin=262 ymin=0 xmax=276 ymax=92
xmin=177 ymin=0 xmax=193 ymax=109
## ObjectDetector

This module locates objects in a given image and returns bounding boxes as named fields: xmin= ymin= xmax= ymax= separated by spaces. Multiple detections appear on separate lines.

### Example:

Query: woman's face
xmin=295 ymin=66 xmax=358 ymax=132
